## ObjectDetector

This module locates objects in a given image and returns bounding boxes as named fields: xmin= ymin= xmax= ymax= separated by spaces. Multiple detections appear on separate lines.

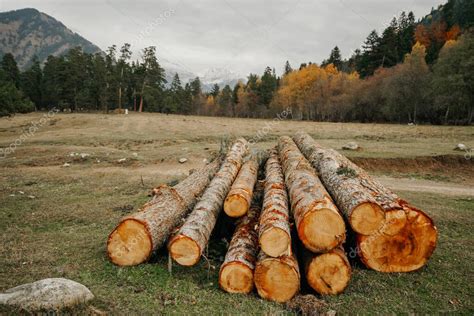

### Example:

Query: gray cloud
xmin=1 ymin=0 xmax=442 ymax=76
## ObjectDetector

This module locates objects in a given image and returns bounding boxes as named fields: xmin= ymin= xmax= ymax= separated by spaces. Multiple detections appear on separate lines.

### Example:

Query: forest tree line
xmin=1 ymin=1 xmax=473 ymax=124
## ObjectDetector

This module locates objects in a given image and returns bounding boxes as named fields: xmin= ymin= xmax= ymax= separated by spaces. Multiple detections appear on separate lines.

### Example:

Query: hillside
xmin=0 ymin=8 xmax=101 ymax=69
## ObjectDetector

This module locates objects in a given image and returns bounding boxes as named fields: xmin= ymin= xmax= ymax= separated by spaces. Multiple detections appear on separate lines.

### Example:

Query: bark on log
xmin=224 ymin=156 xmax=259 ymax=218
xmin=278 ymin=136 xmax=346 ymax=253
xmin=258 ymin=148 xmax=291 ymax=257
xmin=107 ymin=159 xmax=221 ymax=266
xmin=358 ymin=202 xmax=437 ymax=272
xmin=303 ymin=246 xmax=351 ymax=295
xmin=168 ymin=138 xmax=249 ymax=266
xmin=292 ymin=131 xmax=405 ymax=236
xmin=254 ymin=247 xmax=300 ymax=303
xmin=219 ymin=181 xmax=263 ymax=294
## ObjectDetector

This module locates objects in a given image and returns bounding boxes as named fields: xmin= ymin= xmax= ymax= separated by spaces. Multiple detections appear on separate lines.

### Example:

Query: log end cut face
xmin=307 ymin=251 xmax=351 ymax=295
xmin=224 ymin=194 xmax=249 ymax=218
xmin=254 ymin=258 xmax=300 ymax=303
xmin=219 ymin=262 xmax=254 ymax=294
xmin=358 ymin=207 xmax=438 ymax=272
xmin=107 ymin=219 xmax=152 ymax=266
xmin=299 ymin=208 xmax=346 ymax=252
xmin=260 ymin=227 xmax=290 ymax=257
xmin=168 ymin=235 xmax=201 ymax=266
xmin=350 ymin=202 xmax=385 ymax=235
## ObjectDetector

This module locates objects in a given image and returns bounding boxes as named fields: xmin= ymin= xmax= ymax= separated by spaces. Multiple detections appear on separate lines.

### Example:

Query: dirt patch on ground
xmin=352 ymin=155 xmax=474 ymax=179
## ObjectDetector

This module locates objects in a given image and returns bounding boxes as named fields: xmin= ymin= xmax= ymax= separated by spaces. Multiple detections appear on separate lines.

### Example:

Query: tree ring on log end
xmin=168 ymin=235 xmax=201 ymax=266
xmin=299 ymin=208 xmax=346 ymax=252
xmin=107 ymin=219 xmax=152 ymax=266
xmin=254 ymin=258 xmax=299 ymax=303
xmin=260 ymin=227 xmax=290 ymax=257
xmin=350 ymin=202 xmax=385 ymax=235
xmin=224 ymin=194 xmax=249 ymax=218
xmin=381 ymin=209 xmax=407 ymax=236
xmin=219 ymin=262 xmax=254 ymax=294
xmin=307 ymin=251 xmax=351 ymax=295
xmin=358 ymin=207 xmax=437 ymax=272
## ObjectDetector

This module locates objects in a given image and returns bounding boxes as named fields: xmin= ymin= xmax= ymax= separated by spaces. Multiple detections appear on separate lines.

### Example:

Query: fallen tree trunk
xmin=304 ymin=246 xmax=351 ymax=295
xmin=107 ymin=159 xmax=221 ymax=266
xmin=258 ymin=148 xmax=291 ymax=257
xmin=292 ymin=131 xmax=405 ymax=236
xmin=168 ymin=138 xmax=249 ymax=266
xmin=278 ymin=136 xmax=346 ymax=253
xmin=219 ymin=181 xmax=263 ymax=294
xmin=358 ymin=203 xmax=437 ymax=272
xmin=293 ymin=132 xmax=437 ymax=272
xmin=224 ymin=156 xmax=259 ymax=218
xmin=254 ymin=247 xmax=300 ymax=303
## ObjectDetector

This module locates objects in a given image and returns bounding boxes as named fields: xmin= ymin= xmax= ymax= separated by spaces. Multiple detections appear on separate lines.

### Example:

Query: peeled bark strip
xmin=168 ymin=138 xmax=249 ymax=266
xmin=293 ymin=131 xmax=405 ymax=236
xmin=278 ymin=136 xmax=346 ymax=253
xmin=107 ymin=159 xmax=220 ymax=266
xmin=219 ymin=182 xmax=263 ymax=294
xmin=224 ymin=156 xmax=259 ymax=218
xmin=259 ymin=148 xmax=291 ymax=257
xmin=304 ymin=247 xmax=351 ymax=295
xmin=358 ymin=203 xmax=438 ymax=272
xmin=254 ymin=248 xmax=300 ymax=303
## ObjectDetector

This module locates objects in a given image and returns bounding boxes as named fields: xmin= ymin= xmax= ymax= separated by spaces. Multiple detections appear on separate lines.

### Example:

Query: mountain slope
xmin=0 ymin=8 xmax=102 ymax=69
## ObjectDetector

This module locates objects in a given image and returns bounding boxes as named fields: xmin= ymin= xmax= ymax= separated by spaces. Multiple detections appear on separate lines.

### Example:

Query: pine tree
xmin=20 ymin=55 xmax=42 ymax=109
xmin=284 ymin=60 xmax=293 ymax=75
xmin=1 ymin=53 xmax=20 ymax=88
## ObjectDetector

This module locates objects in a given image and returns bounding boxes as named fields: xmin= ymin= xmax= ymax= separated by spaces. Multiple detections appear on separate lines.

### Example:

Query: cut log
xmin=292 ymin=131 xmax=403 ymax=236
xmin=304 ymin=247 xmax=351 ymax=295
xmin=168 ymin=138 xmax=249 ymax=266
xmin=258 ymin=148 xmax=291 ymax=257
xmin=219 ymin=181 xmax=263 ymax=294
xmin=254 ymin=248 xmax=300 ymax=303
xmin=358 ymin=203 xmax=438 ymax=272
xmin=278 ymin=136 xmax=346 ymax=253
xmin=107 ymin=159 xmax=220 ymax=266
xmin=224 ymin=156 xmax=259 ymax=217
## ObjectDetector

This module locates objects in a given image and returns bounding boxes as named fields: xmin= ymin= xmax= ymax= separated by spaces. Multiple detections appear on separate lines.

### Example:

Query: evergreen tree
xmin=1 ymin=53 xmax=20 ymax=88
xmin=210 ymin=83 xmax=220 ymax=97
xmin=20 ymin=55 xmax=42 ymax=109
xmin=284 ymin=60 xmax=293 ymax=75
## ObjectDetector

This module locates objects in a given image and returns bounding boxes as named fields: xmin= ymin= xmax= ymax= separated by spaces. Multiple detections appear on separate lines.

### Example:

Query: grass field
xmin=1 ymin=112 xmax=473 ymax=314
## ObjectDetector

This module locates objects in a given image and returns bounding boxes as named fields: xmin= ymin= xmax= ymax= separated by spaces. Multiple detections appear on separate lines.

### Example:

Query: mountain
xmin=0 ymin=8 xmax=102 ymax=70
xmin=199 ymin=67 xmax=244 ymax=92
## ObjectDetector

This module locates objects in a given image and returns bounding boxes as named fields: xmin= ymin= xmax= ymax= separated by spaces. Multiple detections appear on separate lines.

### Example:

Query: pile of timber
xmin=293 ymin=132 xmax=438 ymax=273
xmin=105 ymin=134 xmax=438 ymax=303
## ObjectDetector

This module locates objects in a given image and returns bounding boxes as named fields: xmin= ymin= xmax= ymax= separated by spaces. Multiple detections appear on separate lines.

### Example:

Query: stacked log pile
xmin=105 ymin=133 xmax=438 ymax=304
xmin=292 ymin=132 xmax=438 ymax=273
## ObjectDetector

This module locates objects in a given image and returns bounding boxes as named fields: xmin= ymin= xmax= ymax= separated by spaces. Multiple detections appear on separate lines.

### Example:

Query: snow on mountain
xmin=199 ymin=67 xmax=244 ymax=92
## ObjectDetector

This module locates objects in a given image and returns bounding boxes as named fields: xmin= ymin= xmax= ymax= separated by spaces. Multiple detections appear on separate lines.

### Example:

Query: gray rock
xmin=0 ymin=278 xmax=94 ymax=312
xmin=454 ymin=143 xmax=468 ymax=151
xmin=342 ymin=142 xmax=359 ymax=150
xmin=178 ymin=158 xmax=188 ymax=163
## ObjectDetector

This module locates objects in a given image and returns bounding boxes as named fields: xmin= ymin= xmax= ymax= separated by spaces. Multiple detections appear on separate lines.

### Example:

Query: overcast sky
xmin=1 ymin=0 xmax=443 ymax=77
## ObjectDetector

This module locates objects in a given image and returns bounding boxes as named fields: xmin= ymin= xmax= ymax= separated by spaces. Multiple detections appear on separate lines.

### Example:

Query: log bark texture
xmin=219 ymin=181 xmax=263 ymax=294
xmin=304 ymin=246 xmax=351 ymax=295
xmin=168 ymin=138 xmax=249 ymax=266
xmin=258 ymin=148 xmax=292 ymax=257
xmin=293 ymin=131 xmax=405 ymax=236
xmin=278 ymin=136 xmax=346 ymax=253
xmin=107 ymin=159 xmax=221 ymax=266
xmin=224 ymin=156 xmax=259 ymax=217
xmin=254 ymin=247 xmax=300 ymax=303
